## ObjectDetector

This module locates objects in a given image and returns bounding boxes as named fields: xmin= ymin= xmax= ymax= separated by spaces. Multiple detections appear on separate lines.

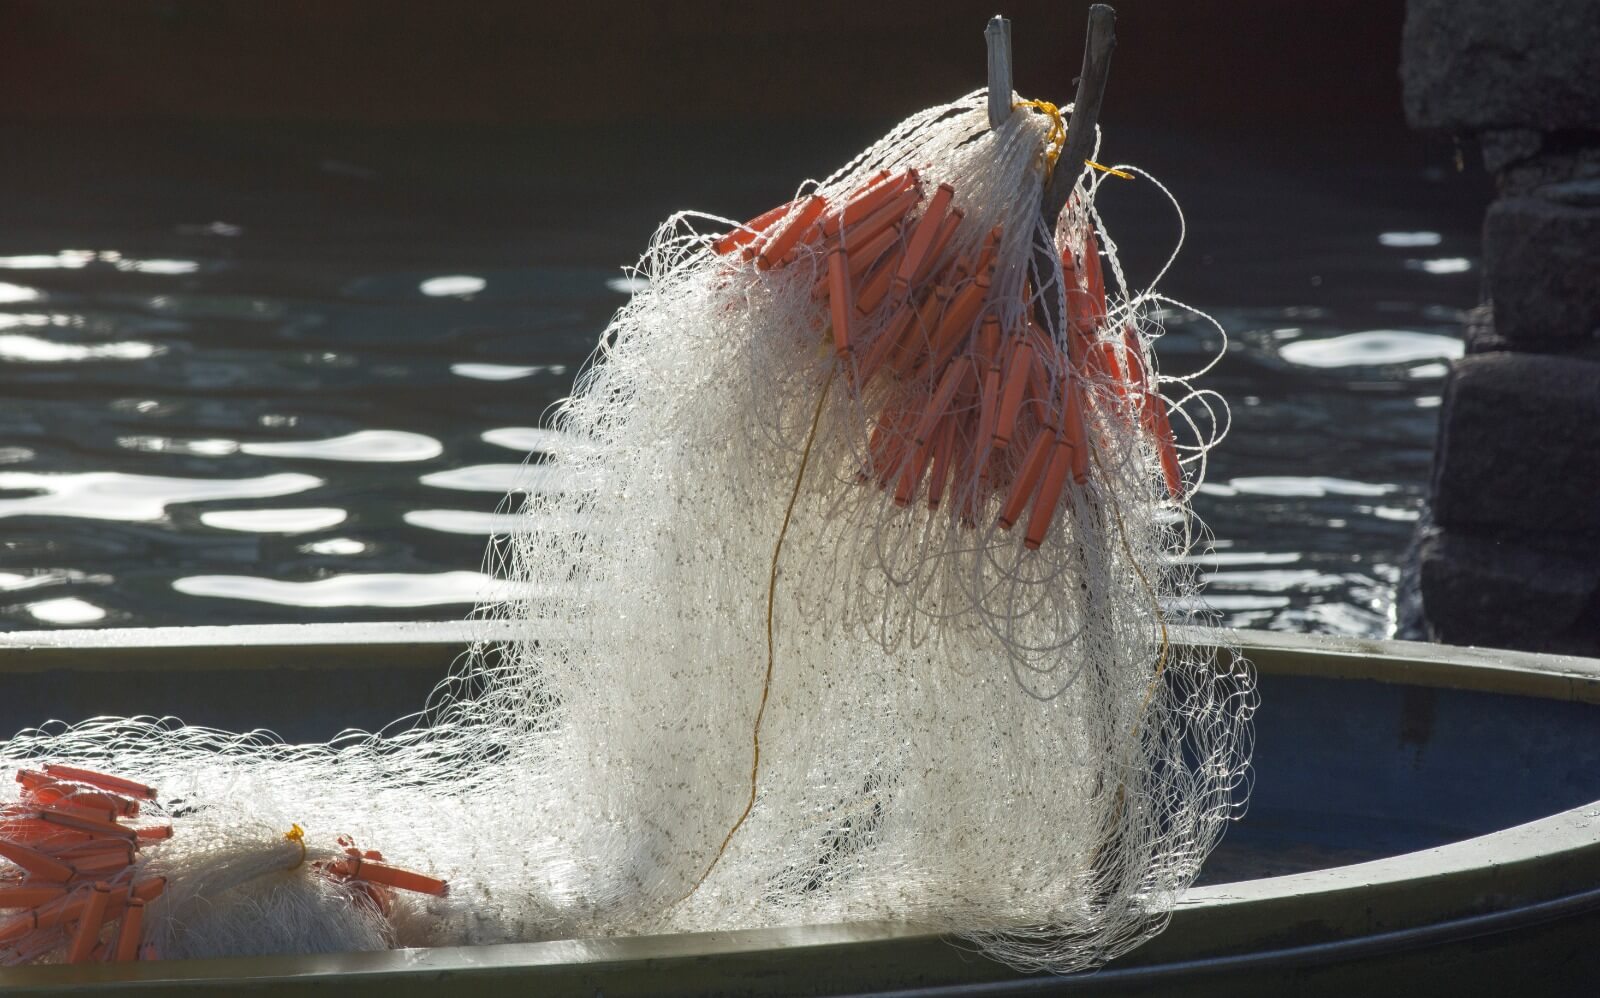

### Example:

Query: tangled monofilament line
xmin=1 ymin=90 xmax=1253 ymax=976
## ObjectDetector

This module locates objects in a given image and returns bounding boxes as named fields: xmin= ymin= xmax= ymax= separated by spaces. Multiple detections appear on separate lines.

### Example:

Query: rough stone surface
xmin=1419 ymin=529 xmax=1600 ymax=651
xmin=1461 ymin=305 xmax=1504 ymax=355
xmin=1479 ymin=129 xmax=1545 ymax=175
xmin=1431 ymin=353 xmax=1600 ymax=541
xmin=1483 ymin=194 xmax=1600 ymax=346
xmin=1403 ymin=0 xmax=1600 ymax=133
xmin=1497 ymin=139 xmax=1600 ymax=195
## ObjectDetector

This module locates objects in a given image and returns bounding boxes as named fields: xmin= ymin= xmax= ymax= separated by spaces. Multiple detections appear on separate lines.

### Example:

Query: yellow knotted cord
xmin=1012 ymin=99 xmax=1135 ymax=181
xmin=1086 ymin=160 xmax=1135 ymax=180
xmin=283 ymin=823 xmax=307 ymax=871
xmin=679 ymin=365 xmax=837 ymax=906
xmin=1013 ymin=98 xmax=1067 ymax=172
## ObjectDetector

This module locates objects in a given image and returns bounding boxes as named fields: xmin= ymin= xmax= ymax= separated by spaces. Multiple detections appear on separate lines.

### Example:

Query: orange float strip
xmin=827 ymin=250 xmax=853 ymax=358
xmin=892 ymin=437 xmax=934 ymax=508
xmin=1063 ymin=376 xmax=1090 ymax=484
xmin=852 ymin=299 xmax=913 ymax=388
xmin=997 ymin=427 xmax=1056 ymax=530
xmin=811 ymin=219 xmax=901 ymax=300
xmin=910 ymin=208 xmax=965 ymax=286
xmin=840 ymin=187 xmax=920 ymax=254
xmin=755 ymin=195 xmax=828 ymax=271
xmin=1060 ymin=258 xmax=1096 ymax=370
xmin=1023 ymin=434 xmax=1076 ymax=551
xmin=65 ymin=882 xmax=112 ymax=964
xmin=820 ymin=169 xmax=912 ymax=238
xmin=1119 ymin=327 xmax=1149 ymax=395
xmin=993 ymin=340 xmax=1035 ymax=450
xmin=897 ymin=359 xmax=974 ymax=508
xmin=135 ymin=825 xmax=173 ymax=841
xmin=50 ymin=836 xmax=134 ymax=861
xmin=912 ymin=357 xmax=975 ymax=449
xmin=837 ymin=168 xmax=892 ymax=208
xmin=866 ymin=401 xmax=919 ymax=487
xmin=975 ymin=314 xmax=1001 ymax=368
xmin=1081 ymin=233 xmax=1108 ymax=322
xmin=0 ymin=885 xmax=66 ymax=909
xmin=919 ymin=279 xmax=987 ymax=377
xmin=830 ymin=223 xmax=901 ymax=290
xmin=0 ymin=837 xmax=75 ymax=882
xmin=1149 ymin=397 xmax=1185 ymax=498
xmin=853 ymin=243 xmax=907 ymax=317
xmin=0 ymin=909 xmax=38 ymax=944
xmin=336 ymin=855 xmax=449 ymax=897
xmin=68 ymin=850 xmax=136 ymax=878
xmin=25 ymin=884 xmax=92 ymax=933
xmin=0 ymin=817 xmax=60 ymax=845
xmin=891 ymin=183 xmax=955 ymax=302
xmin=947 ymin=422 xmax=985 ymax=526
xmin=886 ymin=284 xmax=949 ymax=377
xmin=38 ymin=807 xmax=137 ymax=841
xmin=1087 ymin=340 xmax=1126 ymax=395
xmin=38 ymin=798 xmax=120 ymax=825
xmin=925 ymin=417 xmax=958 ymax=510
xmin=114 ymin=898 xmax=145 ymax=962
xmin=42 ymin=765 xmax=155 ymax=802
xmin=976 ymin=365 xmax=1001 ymax=460
xmin=16 ymin=775 xmax=139 ymax=819
xmin=847 ymin=223 xmax=903 ymax=281
xmin=965 ymin=374 xmax=1001 ymax=495
xmin=712 ymin=199 xmax=796 ymax=256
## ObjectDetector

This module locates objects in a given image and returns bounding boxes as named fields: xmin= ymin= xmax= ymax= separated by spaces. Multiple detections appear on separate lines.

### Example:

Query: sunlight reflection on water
xmin=0 ymin=122 xmax=1487 ymax=631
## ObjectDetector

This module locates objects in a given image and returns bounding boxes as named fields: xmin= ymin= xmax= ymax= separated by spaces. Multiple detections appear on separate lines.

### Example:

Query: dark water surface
xmin=0 ymin=119 xmax=1488 ymax=632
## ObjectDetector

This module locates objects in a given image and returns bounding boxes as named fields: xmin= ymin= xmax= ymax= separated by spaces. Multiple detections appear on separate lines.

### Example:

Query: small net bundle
xmin=0 ymin=90 xmax=1253 ymax=975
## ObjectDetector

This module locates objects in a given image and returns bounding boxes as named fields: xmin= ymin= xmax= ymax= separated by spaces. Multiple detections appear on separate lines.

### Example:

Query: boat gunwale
xmin=0 ymin=624 xmax=1597 ymax=991
xmin=1 ymin=620 xmax=1596 ymax=705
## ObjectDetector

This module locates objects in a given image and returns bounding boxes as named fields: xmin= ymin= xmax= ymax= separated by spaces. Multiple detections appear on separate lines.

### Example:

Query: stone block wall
xmin=1402 ymin=0 xmax=1600 ymax=654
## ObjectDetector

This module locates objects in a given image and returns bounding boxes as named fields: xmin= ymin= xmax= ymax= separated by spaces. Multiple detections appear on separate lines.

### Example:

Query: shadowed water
xmin=0 ymin=120 xmax=1488 ymax=633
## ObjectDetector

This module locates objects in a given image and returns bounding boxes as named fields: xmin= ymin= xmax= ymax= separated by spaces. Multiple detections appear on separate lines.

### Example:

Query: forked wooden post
xmin=1043 ymin=4 xmax=1117 ymax=224
xmin=1025 ymin=4 xmax=1117 ymax=337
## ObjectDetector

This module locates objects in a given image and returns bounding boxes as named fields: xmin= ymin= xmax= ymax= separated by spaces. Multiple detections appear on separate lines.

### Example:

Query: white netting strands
xmin=1 ymin=92 xmax=1253 ymax=974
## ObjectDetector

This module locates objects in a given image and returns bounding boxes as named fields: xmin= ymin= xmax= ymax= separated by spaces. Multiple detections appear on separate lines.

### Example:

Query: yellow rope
xmin=1086 ymin=160 xmax=1134 ymax=180
xmin=1013 ymin=98 xmax=1067 ymax=172
xmin=1012 ymin=100 xmax=1135 ymax=181
xmin=283 ymin=823 xmax=307 ymax=871
xmin=678 ymin=367 xmax=836 ymax=904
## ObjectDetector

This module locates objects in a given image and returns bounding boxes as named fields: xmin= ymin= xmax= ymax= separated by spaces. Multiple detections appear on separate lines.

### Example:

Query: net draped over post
xmin=2 ymin=92 xmax=1253 ymax=975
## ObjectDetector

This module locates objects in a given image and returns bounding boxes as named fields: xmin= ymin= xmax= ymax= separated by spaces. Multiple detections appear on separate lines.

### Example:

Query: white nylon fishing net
xmin=1 ymin=91 xmax=1253 ymax=976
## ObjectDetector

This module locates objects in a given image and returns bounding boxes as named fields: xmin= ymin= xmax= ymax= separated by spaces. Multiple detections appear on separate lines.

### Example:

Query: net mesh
xmin=1 ymin=91 xmax=1254 ymax=975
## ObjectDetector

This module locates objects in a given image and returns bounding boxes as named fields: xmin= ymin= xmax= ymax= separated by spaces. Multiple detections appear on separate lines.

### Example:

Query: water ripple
xmin=0 ymin=471 xmax=321 ymax=522
xmin=238 ymin=430 xmax=443 ymax=463
xmin=24 ymin=597 xmax=107 ymax=625
xmin=1278 ymin=329 xmax=1463 ymax=368
xmin=198 ymin=508 xmax=348 ymax=533
xmin=0 ymin=334 xmax=160 ymax=363
xmin=173 ymin=570 xmax=508 ymax=608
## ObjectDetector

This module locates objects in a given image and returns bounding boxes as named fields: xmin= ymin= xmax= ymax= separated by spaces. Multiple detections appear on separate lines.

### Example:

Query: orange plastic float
xmin=1 ymin=764 xmax=446 ymax=966
xmin=716 ymin=187 xmax=1189 ymax=545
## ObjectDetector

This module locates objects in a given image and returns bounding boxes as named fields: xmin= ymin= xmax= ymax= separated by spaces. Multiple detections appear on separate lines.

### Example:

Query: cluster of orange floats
xmin=716 ymin=169 xmax=1186 ymax=549
xmin=0 ymin=764 xmax=168 ymax=964
xmin=0 ymin=764 xmax=446 ymax=966
xmin=315 ymin=833 xmax=449 ymax=919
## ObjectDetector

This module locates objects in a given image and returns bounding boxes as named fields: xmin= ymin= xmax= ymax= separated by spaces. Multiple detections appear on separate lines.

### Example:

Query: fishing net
xmin=1 ymin=90 xmax=1253 ymax=975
